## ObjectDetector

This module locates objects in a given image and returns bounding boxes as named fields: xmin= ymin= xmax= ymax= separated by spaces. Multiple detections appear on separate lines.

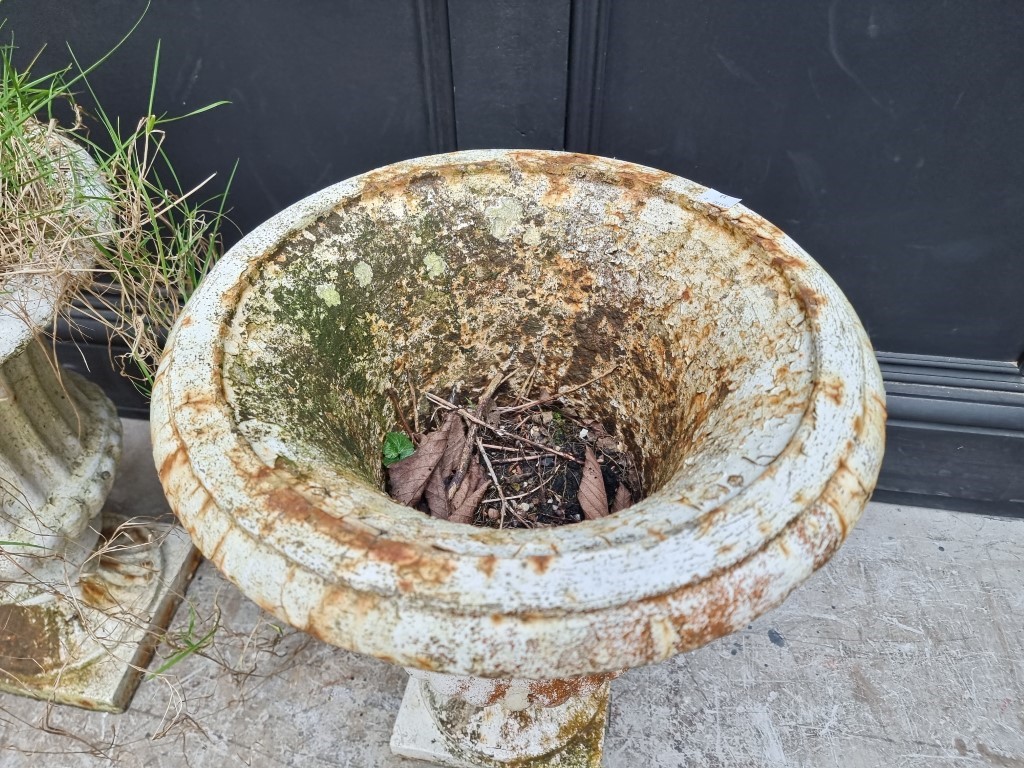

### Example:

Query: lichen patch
xmin=423 ymin=252 xmax=447 ymax=279
xmin=484 ymin=198 xmax=522 ymax=241
xmin=315 ymin=284 xmax=341 ymax=307
xmin=353 ymin=261 xmax=374 ymax=287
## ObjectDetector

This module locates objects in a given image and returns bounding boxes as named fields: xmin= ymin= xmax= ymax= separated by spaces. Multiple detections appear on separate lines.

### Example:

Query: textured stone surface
xmin=1 ymin=421 xmax=1021 ymax=766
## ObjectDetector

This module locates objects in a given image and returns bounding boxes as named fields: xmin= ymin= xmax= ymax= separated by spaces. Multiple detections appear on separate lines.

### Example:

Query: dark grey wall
xmin=7 ymin=0 xmax=451 ymax=238
xmin=588 ymin=1 xmax=1024 ymax=363
xmin=6 ymin=1 xmax=1024 ymax=513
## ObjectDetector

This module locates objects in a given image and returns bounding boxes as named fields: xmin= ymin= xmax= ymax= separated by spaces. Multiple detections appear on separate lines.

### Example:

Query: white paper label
xmin=696 ymin=189 xmax=742 ymax=209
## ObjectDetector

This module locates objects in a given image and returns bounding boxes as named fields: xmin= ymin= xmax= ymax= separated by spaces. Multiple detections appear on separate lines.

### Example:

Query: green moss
xmin=223 ymin=186 xmax=543 ymax=484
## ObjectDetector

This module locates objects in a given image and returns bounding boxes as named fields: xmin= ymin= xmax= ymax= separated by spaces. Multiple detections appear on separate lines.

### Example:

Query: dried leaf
xmin=438 ymin=413 xmax=466 ymax=479
xmin=451 ymin=483 xmax=490 ymax=525
xmin=579 ymin=446 xmax=609 ymax=520
xmin=388 ymin=426 xmax=451 ymax=506
xmin=425 ymin=466 xmax=451 ymax=519
xmin=450 ymin=460 xmax=482 ymax=510
xmin=450 ymin=461 xmax=489 ymax=524
xmin=611 ymin=483 xmax=633 ymax=513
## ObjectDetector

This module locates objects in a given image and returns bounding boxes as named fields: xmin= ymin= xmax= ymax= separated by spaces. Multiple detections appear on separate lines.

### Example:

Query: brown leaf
xmin=388 ymin=426 xmax=451 ymax=506
xmin=450 ymin=461 xmax=490 ymax=524
xmin=424 ymin=466 xmax=451 ymax=519
xmin=450 ymin=460 xmax=482 ymax=509
xmin=579 ymin=446 xmax=609 ymax=520
xmin=611 ymin=483 xmax=633 ymax=513
xmin=438 ymin=413 xmax=466 ymax=479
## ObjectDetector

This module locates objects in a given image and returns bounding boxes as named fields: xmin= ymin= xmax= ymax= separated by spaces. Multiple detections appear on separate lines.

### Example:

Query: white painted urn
xmin=152 ymin=150 xmax=885 ymax=765
xmin=0 ymin=132 xmax=197 ymax=712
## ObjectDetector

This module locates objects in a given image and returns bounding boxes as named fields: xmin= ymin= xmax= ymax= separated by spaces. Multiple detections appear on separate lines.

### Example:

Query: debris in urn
xmin=384 ymin=368 xmax=641 ymax=528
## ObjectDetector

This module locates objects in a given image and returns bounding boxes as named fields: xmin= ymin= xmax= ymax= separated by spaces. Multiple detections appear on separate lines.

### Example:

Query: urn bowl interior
xmin=222 ymin=154 xmax=813 ymax=518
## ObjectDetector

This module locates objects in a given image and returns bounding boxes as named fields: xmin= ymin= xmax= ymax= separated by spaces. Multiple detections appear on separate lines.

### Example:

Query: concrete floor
xmin=1 ymin=419 xmax=1022 ymax=767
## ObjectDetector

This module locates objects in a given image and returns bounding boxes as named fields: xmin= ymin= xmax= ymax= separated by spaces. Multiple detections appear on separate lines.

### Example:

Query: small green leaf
xmin=382 ymin=431 xmax=415 ymax=466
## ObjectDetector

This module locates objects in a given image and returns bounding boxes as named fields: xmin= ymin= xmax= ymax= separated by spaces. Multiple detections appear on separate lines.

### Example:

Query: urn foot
xmin=0 ymin=513 xmax=200 ymax=712
xmin=391 ymin=673 xmax=610 ymax=767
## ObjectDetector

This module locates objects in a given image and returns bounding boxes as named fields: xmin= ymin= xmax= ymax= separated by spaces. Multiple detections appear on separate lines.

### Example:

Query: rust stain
xmin=482 ymin=681 xmax=511 ymax=707
xmin=0 ymin=605 xmax=62 ymax=677
xmin=524 ymin=673 xmax=615 ymax=708
xmin=477 ymin=554 xmax=497 ymax=578
xmin=157 ymin=445 xmax=187 ymax=485
xmin=823 ymin=378 xmax=845 ymax=406
xmin=769 ymin=253 xmax=803 ymax=270
xmin=80 ymin=577 xmax=113 ymax=607
xmin=795 ymin=283 xmax=825 ymax=318
xmin=368 ymin=538 xmax=420 ymax=568
xmin=528 ymin=555 xmax=553 ymax=575
xmin=263 ymin=488 xmax=456 ymax=588
xmin=835 ymin=500 xmax=850 ymax=540
xmin=414 ymin=655 xmax=439 ymax=671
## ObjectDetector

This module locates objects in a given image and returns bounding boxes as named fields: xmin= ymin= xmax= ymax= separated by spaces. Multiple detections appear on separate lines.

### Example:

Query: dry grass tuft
xmin=1 ymin=33 xmax=232 ymax=394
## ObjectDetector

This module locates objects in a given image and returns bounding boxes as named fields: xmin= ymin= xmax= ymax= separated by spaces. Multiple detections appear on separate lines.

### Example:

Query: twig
xmin=498 ymin=364 xmax=620 ymax=414
xmin=407 ymin=375 xmax=419 ymax=434
xmin=447 ymin=372 xmax=507 ymax=501
xmin=426 ymin=392 xmax=582 ymax=465
xmin=491 ymin=453 xmax=544 ymax=463
xmin=517 ymin=357 xmax=541 ymax=401
xmin=387 ymin=389 xmax=415 ymax=442
xmin=477 ymin=438 xmax=509 ymax=529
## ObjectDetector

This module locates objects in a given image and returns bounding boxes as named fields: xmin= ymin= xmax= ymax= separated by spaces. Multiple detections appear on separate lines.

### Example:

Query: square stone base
xmin=0 ymin=513 xmax=200 ymax=712
xmin=391 ymin=678 xmax=609 ymax=767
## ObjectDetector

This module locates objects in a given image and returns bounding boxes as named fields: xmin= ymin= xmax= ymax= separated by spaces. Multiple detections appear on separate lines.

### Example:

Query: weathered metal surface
xmin=0 ymin=343 xmax=118 ymax=592
xmin=0 ymin=129 xmax=120 ymax=593
xmin=0 ymin=132 xmax=199 ymax=712
xmin=409 ymin=669 xmax=619 ymax=711
xmin=152 ymin=150 xmax=885 ymax=686
xmin=0 ymin=338 xmax=197 ymax=712
xmin=392 ymin=673 xmax=610 ymax=767
xmin=0 ymin=514 xmax=200 ymax=712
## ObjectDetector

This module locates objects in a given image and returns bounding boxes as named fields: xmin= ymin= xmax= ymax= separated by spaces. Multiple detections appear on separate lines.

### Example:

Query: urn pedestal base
xmin=391 ymin=675 xmax=610 ymax=768
xmin=0 ymin=342 xmax=200 ymax=711
xmin=0 ymin=513 xmax=200 ymax=712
